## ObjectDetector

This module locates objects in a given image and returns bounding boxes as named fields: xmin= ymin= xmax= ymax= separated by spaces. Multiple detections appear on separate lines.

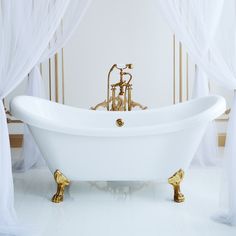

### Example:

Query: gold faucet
xmin=108 ymin=64 xmax=133 ymax=111
xmin=91 ymin=64 xmax=147 ymax=111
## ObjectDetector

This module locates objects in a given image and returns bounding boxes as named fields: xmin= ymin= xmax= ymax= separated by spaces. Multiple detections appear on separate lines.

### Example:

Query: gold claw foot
xmin=52 ymin=170 xmax=70 ymax=203
xmin=168 ymin=169 xmax=185 ymax=203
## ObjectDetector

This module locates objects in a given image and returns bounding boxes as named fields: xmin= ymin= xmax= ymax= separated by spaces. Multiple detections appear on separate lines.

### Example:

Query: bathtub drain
xmin=116 ymin=118 xmax=124 ymax=127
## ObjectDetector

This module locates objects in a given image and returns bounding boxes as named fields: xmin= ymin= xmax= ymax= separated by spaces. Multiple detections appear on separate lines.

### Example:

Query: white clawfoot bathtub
xmin=11 ymin=95 xmax=225 ymax=202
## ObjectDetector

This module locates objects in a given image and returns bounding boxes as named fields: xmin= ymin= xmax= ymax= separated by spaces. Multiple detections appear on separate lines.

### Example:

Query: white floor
xmin=12 ymin=149 xmax=236 ymax=236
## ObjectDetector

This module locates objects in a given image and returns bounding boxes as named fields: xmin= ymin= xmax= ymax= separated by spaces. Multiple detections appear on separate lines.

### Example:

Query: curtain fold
xmin=0 ymin=0 xmax=70 ymax=233
xmin=192 ymin=67 xmax=209 ymax=98
xmin=41 ymin=0 xmax=92 ymax=61
xmin=17 ymin=0 xmax=92 ymax=172
xmin=157 ymin=0 xmax=236 ymax=226
xmin=0 ymin=101 xmax=16 ymax=224
xmin=13 ymin=67 xmax=46 ymax=172
xmin=224 ymin=94 xmax=236 ymax=225
xmin=215 ymin=0 xmax=236 ymax=225
xmin=192 ymin=67 xmax=218 ymax=166
xmin=156 ymin=0 xmax=224 ymax=166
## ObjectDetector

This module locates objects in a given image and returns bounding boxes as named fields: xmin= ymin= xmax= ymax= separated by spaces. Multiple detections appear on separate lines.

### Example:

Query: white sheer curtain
xmin=13 ymin=67 xmax=47 ymax=172
xmin=14 ymin=0 xmax=92 ymax=172
xmin=0 ymin=0 xmax=70 ymax=234
xmin=156 ymin=0 xmax=224 ymax=166
xmin=41 ymin=0 xmax=92 ymax=61
xmin=213 ymin=0 xmax=236 ymax=225
xmin=192 ymin=67 xmax=218 ymax=166
xmin=157 ymin=0 xmax=236 ymax=226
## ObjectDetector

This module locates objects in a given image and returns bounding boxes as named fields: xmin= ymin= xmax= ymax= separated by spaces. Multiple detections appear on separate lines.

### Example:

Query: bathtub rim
xmin=10 ymin=95 xmax=226 ymax=137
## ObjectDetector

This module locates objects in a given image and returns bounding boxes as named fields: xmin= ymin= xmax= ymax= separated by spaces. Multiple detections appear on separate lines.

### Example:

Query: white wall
xmin=64 ymin=0 xmax=174 ymax=109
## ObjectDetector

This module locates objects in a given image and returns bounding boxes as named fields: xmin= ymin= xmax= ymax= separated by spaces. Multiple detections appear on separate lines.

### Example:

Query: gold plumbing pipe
xmin=123 ymin=72 xmax=133 ymax=111
xmin=111 ymin=86 xmax=116 ymax=111
xmin=124 ymin=88 xmax=127 ymax=111
xmin=128 ymin=86 xmax=132 ymax=111
xmin=123 ymin=72 xmax=133 ymax=87
xmin=107 ymin=64 xmax=117 ymax=111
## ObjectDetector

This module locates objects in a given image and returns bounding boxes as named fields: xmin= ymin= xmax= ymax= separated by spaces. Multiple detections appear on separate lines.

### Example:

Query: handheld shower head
xmin=126 ymin=64 xmax=133 ymax=69
xmin=116 ymin=64 xmax=134 ymax=70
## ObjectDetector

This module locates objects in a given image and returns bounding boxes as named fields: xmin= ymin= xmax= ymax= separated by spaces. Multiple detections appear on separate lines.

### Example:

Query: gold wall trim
xmin=218 ymin=133 xmax=226 ymax=147
xmin=10 ymin=134 xmax=23 ymax=148
xmin=62 ymin=48 xmax=65 ymax=104
xmin=49 ymin=58 xmax=52 ymax=100
xmin=179 ymin=42 xmax=183 ymax=102
xmin=55 ymin=53 xmax=59 ymax=102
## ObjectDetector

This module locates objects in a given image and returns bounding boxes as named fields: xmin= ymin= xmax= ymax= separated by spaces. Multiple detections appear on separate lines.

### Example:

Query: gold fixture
xmin=52 ymin=170 xmax=70 ymax=203
xmin=168 ymin=169 xmax=185 ymax=203
xmin=91 ymin=64 xmax=147 ymax=111
xmin=116 ymin=118 xmax=124 ymax=127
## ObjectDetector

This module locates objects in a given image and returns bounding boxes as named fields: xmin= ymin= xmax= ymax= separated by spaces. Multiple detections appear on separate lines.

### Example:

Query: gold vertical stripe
xmin=55 ymin=53 xmax=59 ymax=103
xmin=179 ymin=42 xmax=183 ymax=102
xmin=9 ymin=134 xmax=23 ymax=148
xmin=62 ymin=48 xmax=65 ymax=104
xmin=173 ymin=35 xmax=176 ymax=104
xmin=218 ymin=133 xmax=226 ymax=147
xmin=40 ymin=63 xmax=43 ymax=76
xmin=49 ymin=58 xmax=52 ymax=100
xmin=186 ymin=53 xmax=189 ymax=100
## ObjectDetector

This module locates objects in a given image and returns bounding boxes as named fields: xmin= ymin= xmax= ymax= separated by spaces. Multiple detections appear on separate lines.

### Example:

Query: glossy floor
xmin=12 ymin=149 xmax=236 ymax=236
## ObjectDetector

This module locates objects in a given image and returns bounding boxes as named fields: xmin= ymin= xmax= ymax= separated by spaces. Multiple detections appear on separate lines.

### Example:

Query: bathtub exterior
xmin=11 ymin=95 xmax=226 ymax=183
xmin=29 ymin=124 xmax=206 ymax=182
